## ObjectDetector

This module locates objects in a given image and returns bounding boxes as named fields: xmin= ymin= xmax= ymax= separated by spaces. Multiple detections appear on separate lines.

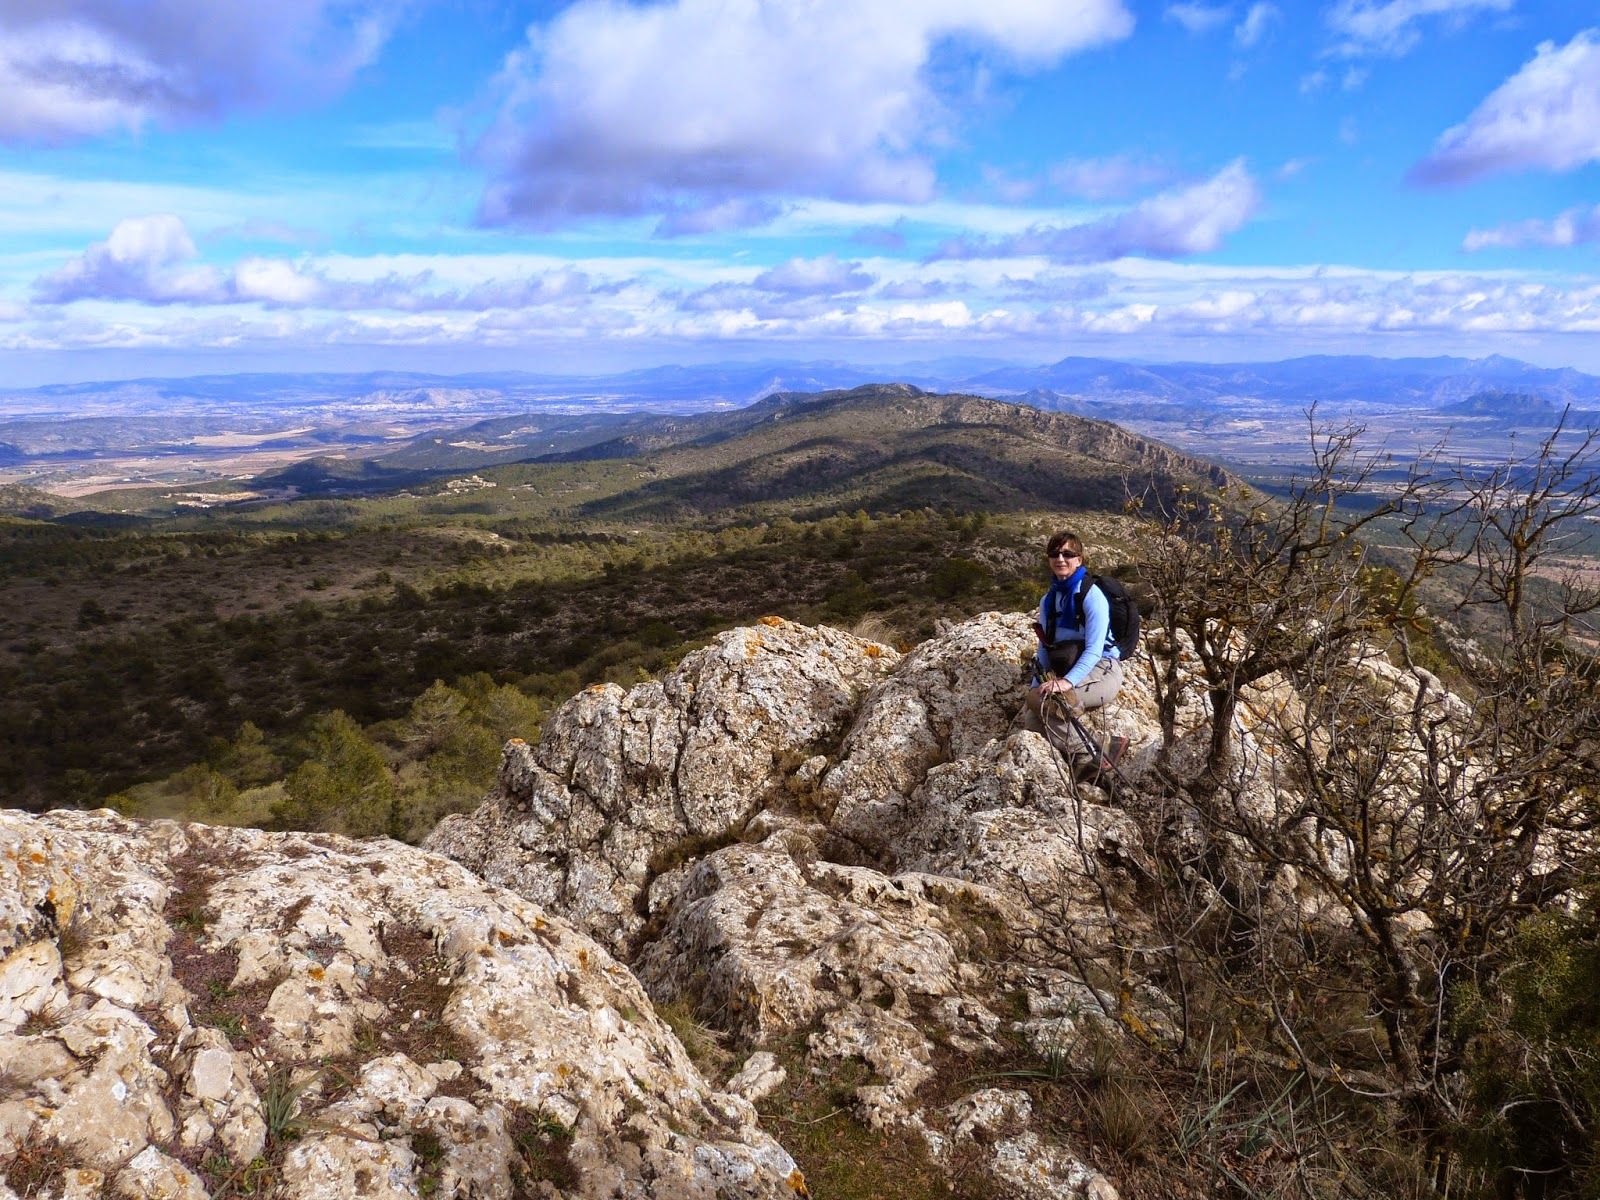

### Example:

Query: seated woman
xmin=1018 ymin=531 xmax=1127 ymax=768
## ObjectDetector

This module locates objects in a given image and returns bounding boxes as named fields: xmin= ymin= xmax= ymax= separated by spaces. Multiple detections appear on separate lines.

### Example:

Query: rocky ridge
xmin=3 ymin=612 xmax=1414 ymax=1199
xmin=425 ymin=612 xmax=1256 ymax=1199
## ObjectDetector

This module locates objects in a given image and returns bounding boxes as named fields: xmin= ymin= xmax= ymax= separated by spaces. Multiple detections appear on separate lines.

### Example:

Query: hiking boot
xmin=1107 ymin=732 xmax=1132 ymax=771
xmin=1098 ymin=736 xmax=1130 ymax=774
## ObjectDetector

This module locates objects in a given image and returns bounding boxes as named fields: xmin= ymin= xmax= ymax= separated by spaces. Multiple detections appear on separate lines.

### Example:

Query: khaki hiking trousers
xmin=1016 ymin=656 xmax=1124 ymax=760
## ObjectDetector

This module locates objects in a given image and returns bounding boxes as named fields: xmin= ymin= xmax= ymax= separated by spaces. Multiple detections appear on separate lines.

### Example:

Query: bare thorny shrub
xmin=1024 ymin=415 xmax=1600 ymax=1197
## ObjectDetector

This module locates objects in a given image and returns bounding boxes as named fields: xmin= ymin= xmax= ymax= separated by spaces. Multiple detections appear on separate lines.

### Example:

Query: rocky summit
xmin=1 ymin=612 xmax=1419 ymax=1199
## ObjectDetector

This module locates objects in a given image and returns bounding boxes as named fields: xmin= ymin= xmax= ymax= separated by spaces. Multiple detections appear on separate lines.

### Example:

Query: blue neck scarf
xmin=1046 ymin=565 xmax=1087 ymax=642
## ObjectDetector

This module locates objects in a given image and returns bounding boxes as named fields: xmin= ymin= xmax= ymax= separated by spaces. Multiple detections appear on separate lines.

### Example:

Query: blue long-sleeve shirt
xmin=1037 ymin=580 xmax=1118 ymax=687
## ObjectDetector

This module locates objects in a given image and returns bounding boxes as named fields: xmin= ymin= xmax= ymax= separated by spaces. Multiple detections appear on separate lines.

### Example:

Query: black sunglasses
xmin=1048 ymin=551 xmax=1080 ymax=560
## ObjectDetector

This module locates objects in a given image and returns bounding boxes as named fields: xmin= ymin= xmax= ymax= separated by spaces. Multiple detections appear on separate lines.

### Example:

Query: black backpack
xmin=1080 ymin=574 xmax=1140 ymax=661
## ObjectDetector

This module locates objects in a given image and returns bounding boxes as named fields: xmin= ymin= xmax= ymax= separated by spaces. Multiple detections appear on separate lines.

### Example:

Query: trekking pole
xmin=1032 ymin=622 xmax=1132 ymax=788
xmin=1065 ymin=709 xmax=1135 ymax=790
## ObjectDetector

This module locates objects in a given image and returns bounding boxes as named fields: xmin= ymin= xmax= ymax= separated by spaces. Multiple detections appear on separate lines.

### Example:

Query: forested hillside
xmin=2 ymin=388 xmax=1221 ymax=819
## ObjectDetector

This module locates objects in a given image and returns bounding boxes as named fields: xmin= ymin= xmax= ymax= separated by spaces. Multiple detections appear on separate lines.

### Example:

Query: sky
xmin=3 ymin=0 xmax=1600 ymax=385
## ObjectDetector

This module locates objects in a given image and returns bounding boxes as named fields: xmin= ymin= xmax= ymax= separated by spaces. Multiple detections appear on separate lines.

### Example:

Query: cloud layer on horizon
xmin=22 ymin=213 xmax=1600 ymax=362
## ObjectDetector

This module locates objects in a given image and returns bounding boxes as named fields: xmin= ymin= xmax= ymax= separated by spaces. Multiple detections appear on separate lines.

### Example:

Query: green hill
xmin=551 ymin=384 xmax=1228 ymax=519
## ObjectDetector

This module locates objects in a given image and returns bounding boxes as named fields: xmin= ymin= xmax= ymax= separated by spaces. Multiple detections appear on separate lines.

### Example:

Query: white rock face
xmin=0 ymin=810 xmax=805 ymax=1200
xmin=428 ymin=617 xmax=897 ymax=954
xmin=432 ymin=613 xmax=1172 ymax=1199
xmin=820 ymin=613 xmax=1039 ymax=860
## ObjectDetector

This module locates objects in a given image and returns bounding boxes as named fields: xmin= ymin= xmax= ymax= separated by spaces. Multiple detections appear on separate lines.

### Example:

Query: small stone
xmin=726 ymin=1052 xmax=785 ymax=1104
xmin=60 ymin=1167 xmax=107 ymax=1200
xmin=116 ymin=1146 xmax=208 ymax=1200
xmin=189 ymin=1047 xmax=234 ymax=1102
xmin=0 ymin=942 xmax=63 ymax=1035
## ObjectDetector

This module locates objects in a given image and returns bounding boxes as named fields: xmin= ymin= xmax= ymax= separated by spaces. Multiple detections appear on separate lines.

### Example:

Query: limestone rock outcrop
xmin=428 ymin=618 xmax=897 ymax=955
xmin=0 ymin=811 xmax=805 ymax=1200
xmin=430 ymin=613 xmax=1188 ymax=1199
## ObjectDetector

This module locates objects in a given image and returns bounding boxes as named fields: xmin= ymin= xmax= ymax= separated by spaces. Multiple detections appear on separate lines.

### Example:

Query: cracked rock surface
xmin=0 ymin=811 xmax=804 ymax=1200
xmin=428 ymin=617 xmax=897 ymax=956
xmin=430 ymin=613 xmax=1186 ymax=1199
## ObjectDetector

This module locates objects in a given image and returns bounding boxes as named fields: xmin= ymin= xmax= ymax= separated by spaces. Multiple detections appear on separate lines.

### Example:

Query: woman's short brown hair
xmin=1046 ymin=531 xmax=1085 ymax=561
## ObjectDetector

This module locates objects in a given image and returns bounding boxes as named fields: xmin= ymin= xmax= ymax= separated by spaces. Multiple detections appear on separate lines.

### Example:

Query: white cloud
xmin=33 ymin=214 xmax=226 ymax=304
xmin=1165 ymin=3 xmax=1232 ymax=33
xmin=15 ymin=258 xmax=1600 ymax=360
xmin=1233 ymin=3 xmax=1279 ymax=48
xmin=0 ymin=0 xmax=405 ymax=143
xmin=1464 ymin=205 xmax=1600 ymax=250
xmin=1327 ymin=0 xmax=1514 ymax=58
xmin=26 ymin=214 xmax=1600 ymax=364
xmin=474 ymin=0 xmax=1134 ymax=228
xmin=1049 ymin=154 xmax=1174 ymax=200
xmin=1413 ymin=30 xmax=1600 ymax=184
xmin=937 ymin=160 xmax=1261 ymax=262
xmin=33 ymin=216 xmax=604 ymax=311
xmin=654 ymin=198 xmax=789 ymax=238
xmin=753 ymin=255 xmax=874 ymax=295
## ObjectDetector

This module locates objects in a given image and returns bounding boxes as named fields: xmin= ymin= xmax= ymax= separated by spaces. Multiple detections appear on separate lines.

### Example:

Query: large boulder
xmin=426 ymin=617 xmax=896 ymax=953
xmin=0 ymin=810 xmax=807 ymax=1200
xmin=429 ymin=613 xmax=1165 ymax=1199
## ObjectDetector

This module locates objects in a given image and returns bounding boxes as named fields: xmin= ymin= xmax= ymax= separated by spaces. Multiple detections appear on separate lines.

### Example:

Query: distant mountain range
xmin=4 ymin=353 xmax=1598 ymax=481
xmin=9 ymin=353 xmax=1600 ymax=420
xmin=970 ymin=353 xmax=1600 ymax=408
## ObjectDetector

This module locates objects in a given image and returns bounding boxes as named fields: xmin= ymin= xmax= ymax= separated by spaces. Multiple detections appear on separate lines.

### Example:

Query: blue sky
xmin=3 ymin=0 xmax=1600 ymax=385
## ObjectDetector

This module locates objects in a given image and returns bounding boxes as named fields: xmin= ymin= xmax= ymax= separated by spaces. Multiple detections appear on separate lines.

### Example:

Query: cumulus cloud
xmin=936 ymin=160 xmax=1260 ymax=262
xmin=753 ymin=255 xmax=874 ymax=295
xmin=1050 ymin=154 xmax=1174 ymax=200
xmin=474 ymin=0 xmax=1134 ymax=228
xmin=1464 ymin=204 xmax=1600 ymax=250
xmin=33 ymin=214 xmax=226 ymax=304
xmin=0 ymin=0 xmax=404 ymax=143
xmin=1412 ymin=30 xmax=1600 ymax=184
xmin=1165 ymin=3 xmax=1233 ymax=33
xmin=1233 ymin=3 xmax=1279 ymax=48
xmin=873 ymin=278 xmax=963 ymax=301
xmin=1327 ymin=0 xmax=1514 ymax=57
